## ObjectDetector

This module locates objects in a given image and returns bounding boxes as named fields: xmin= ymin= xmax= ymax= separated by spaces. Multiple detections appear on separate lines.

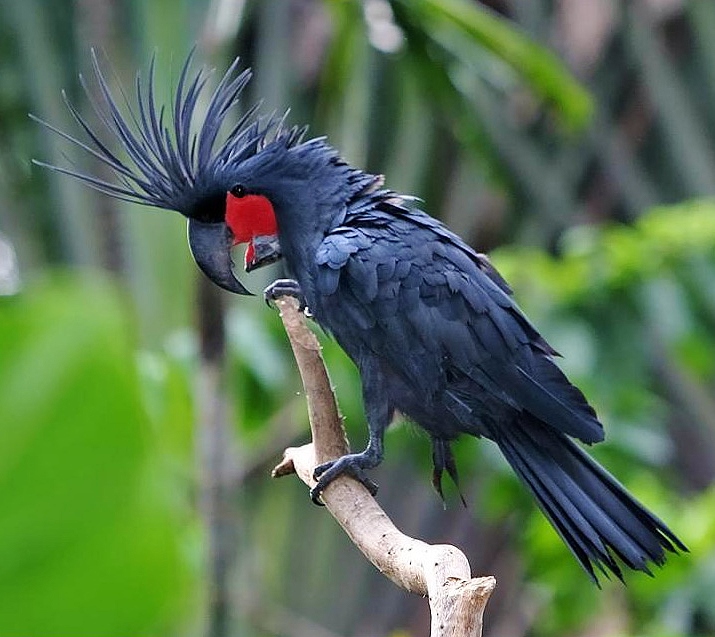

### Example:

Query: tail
xmin=493 ymin=415 xmax=687 ymax=583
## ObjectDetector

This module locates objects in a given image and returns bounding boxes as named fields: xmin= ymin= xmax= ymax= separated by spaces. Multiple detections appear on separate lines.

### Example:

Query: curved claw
xmin=264 ymin=278 xmax=307 ymax=311
xmin=431 ymin=437 xmax=468 ymax=508
xmin=309 ymin=454 xmax=380 ymax=505
xmin=310 ymin=486 xmax=327 ymax=506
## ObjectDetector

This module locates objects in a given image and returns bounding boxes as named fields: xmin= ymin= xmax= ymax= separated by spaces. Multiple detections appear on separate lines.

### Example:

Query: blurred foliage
xmin=392 ymin=0 xmax=594 ymax=130
xmin=0 ymin=275 xmax=198 ymax=636
xmin=1 ymin=0 xmax=715 ymax=636
xmin=488 ymin=200 xmax=715 ymax=636
xmin=494 ymin=199 xmax=715 ymax=305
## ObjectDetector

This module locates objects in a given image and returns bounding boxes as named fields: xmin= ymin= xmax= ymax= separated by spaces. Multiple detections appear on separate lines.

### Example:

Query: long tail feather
xmin=493 ymin=416 xmax=686 ymax=583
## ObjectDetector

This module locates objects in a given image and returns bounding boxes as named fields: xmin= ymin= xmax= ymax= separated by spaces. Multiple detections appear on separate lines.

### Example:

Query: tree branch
xmin=271 ymin=296 xmax=495 ymax=637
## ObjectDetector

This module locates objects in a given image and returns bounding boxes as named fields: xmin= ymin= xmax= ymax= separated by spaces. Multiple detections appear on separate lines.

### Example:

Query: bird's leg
xmin=310 ymin=361 xmax=390 ymax=505
xmin=264 ymin=278 xmax=309 ymax=313
xmin=431 ymin=438 xmax=467 ymax=508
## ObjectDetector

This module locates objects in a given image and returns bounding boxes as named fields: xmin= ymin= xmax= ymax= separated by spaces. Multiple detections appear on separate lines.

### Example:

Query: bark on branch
xmin=271 ymin=296 xmax=495 ymax=637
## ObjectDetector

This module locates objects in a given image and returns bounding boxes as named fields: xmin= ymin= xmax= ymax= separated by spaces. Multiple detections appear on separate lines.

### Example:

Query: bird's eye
xmin=230 ymin=184 xmax=247 ymax=198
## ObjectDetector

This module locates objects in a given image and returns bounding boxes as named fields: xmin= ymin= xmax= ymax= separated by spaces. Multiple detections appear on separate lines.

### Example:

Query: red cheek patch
xmin=225 ymin=192 xmax=277 ymax=245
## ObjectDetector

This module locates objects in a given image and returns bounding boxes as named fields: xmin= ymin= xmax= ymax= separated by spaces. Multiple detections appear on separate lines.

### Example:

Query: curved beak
xmin=187 ymin=218 xmax=253 ymax=295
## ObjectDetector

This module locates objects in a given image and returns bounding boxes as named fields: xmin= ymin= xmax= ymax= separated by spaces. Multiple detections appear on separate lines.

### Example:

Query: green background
xmin=1 ymin=0 xmax=714 ymax=635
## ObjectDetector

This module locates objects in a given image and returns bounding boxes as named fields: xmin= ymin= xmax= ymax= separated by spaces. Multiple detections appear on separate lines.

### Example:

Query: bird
xmin=34 ymin=51 xmax=686 ymax=583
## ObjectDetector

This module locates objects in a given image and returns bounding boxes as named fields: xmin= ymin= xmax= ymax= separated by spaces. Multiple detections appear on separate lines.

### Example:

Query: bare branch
xmin=272 ymin=295 xmax=495 ymax=637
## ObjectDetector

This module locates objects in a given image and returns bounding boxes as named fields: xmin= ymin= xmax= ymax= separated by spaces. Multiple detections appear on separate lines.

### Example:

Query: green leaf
xmin=394 ymin=0 xmax=593 ymax=130
xmin=0 ymin=274 xmax=196 ymax=636
xmin=492 ymin=198 xmax=715 ymax=306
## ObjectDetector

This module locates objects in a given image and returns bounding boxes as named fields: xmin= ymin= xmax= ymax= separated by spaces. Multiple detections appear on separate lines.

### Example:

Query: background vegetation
xmin=1 ymin=0 xmax=714 ymax=635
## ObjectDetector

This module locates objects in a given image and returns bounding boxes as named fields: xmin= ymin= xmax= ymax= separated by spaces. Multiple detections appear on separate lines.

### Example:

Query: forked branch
xmin=271 ymin=295 xmax=495 ymax=637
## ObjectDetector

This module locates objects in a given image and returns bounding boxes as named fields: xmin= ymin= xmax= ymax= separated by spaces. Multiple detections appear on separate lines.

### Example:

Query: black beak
xmin=187 ymin=218 xmax=253 ymax=295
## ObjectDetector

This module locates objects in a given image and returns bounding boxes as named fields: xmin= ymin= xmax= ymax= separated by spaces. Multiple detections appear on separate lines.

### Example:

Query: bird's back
xmin=310 ymin=200 xmax=603 ymax=444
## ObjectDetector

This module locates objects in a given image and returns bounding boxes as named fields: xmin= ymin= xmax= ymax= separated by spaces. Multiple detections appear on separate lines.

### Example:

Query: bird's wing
xmin=315 ymin=216 xmax=604 ymax=444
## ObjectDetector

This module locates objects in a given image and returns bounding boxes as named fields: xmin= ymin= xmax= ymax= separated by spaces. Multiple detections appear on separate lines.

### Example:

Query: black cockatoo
xmin=35 ymin=52 xmax=685 ymax=582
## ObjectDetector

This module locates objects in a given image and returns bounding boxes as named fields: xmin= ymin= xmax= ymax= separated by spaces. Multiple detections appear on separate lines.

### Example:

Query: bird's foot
xmin=264 ymin=278 xmax=309 ymax=314
xmin=310 ymin=452 xmax=380 ymax=505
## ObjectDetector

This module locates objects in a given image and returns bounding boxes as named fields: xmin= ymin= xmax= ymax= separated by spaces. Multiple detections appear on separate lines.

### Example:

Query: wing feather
xmin=314 ymin=216 xmax=603 ymax=443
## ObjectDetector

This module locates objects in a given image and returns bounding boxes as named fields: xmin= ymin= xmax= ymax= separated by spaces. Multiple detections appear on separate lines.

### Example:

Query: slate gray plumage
xmin=35 ymin=53 xmax=685 ymax=583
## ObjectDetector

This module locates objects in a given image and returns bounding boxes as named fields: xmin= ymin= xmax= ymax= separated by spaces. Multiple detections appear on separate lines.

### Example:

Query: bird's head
xmin=32 ymin=51 xmax=367 ymax=295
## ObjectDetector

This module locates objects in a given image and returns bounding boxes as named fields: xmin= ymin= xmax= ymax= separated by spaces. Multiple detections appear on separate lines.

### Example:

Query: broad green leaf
xmin=0 ymin=274 xmax=196 ymax=636
xmin=393 ymin=0 xmax=593 ymax=130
